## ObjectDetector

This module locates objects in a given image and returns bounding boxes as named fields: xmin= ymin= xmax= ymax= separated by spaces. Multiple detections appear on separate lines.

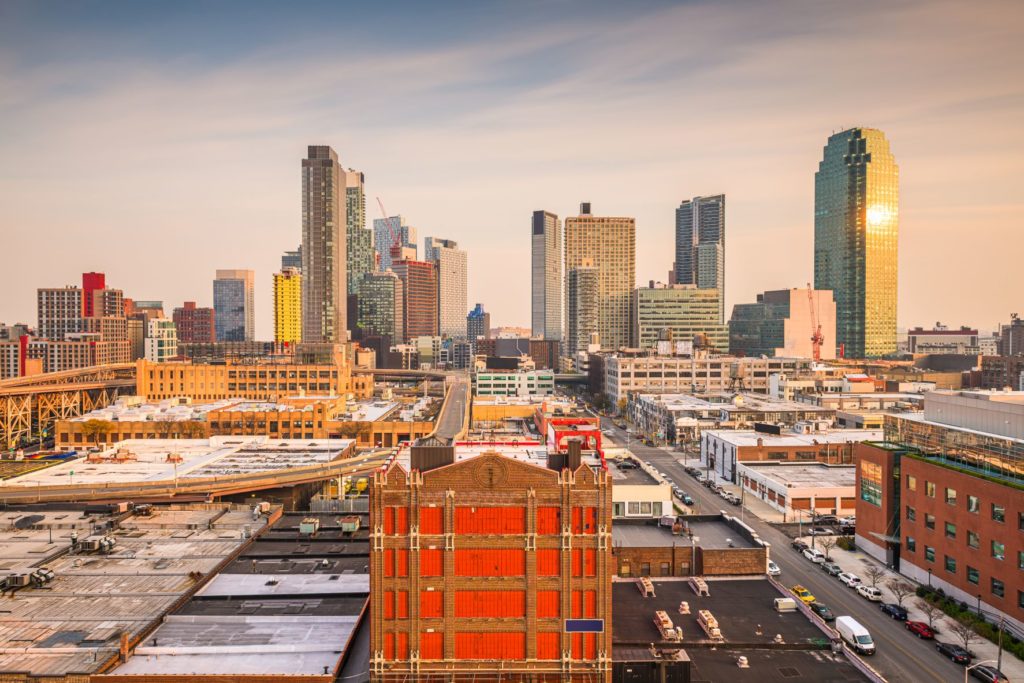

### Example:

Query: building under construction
xmin=370 ymin=440 xmax=613 ymax=682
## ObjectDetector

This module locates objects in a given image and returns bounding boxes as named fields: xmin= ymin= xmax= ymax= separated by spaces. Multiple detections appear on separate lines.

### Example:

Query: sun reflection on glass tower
xmin=814 ymin=128 xmax=899 ymax=359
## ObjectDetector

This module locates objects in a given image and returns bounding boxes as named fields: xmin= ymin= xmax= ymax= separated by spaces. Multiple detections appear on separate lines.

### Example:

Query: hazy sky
xmin=1 ymin=0 xmax=1022 ymax=339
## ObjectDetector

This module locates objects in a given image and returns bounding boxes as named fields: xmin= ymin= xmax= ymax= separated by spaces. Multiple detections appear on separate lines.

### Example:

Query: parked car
xmin=838 ymin=524 xmax=856 ymax=535
xmin=935 ymin=641 xmax=973 ymax=664
xmin=681 ymin=494 xmax=694 ymax=505
xmin=812 ymin=514 xmax=838 ymax=525
xmin=905 ymin=621 xmax=935 ymax=639
xmin=838 ymin=516 xmax=856 ymax=525
xmin=880 ymin=603 xmax=908 ymax=620
xmin=809 ymin=601 xmax=835 ymax=621
xmin=767 ymin=560 xmax=781 ymax=576
xmin=970 ymin=665 xmax=1009 ymax=683
xmin=822 ymin=562 xmax=843 ymax=576
xmin=838 ymin=572 xmax=862 ymax=588
xmin=791 ymin=540 xmax=809 ymax=552
xmin=618 ymin=460 xmax=638 ymax=470
xmin=803 ymin=548 xmax=826 ymax=564
xmin=856 ymin=585 xmax=883 ymax=602
xmin=807 ymin=526 xmax=834 ymax=536
xmin=836 ymin=616 xmax=875 ymax=655
xmin=790 ymin=585 xmax=816 ymax=603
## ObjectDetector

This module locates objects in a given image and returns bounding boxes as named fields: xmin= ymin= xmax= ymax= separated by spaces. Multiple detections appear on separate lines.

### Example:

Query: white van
xmin=773 ymin=597 xmax=798 ymax=613
xmin=835 ymin=616 xmax=875 ymax=655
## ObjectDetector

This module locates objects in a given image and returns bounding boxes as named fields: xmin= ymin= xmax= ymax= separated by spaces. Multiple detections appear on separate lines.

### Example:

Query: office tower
xmin=728 ymin=287 xmax=836 ymax=358
xmin=281 ymin=246 xmax=302 ymax=272
xmin=567 ymin=262 xmax=599 ymax=356
xmin=674 ymin=195 xmax=726 ymax=322
xmin=373 ymin=215 xmax=417 ymax=272
xmin=466 ymin=303 xmax=490 ymax=340
xmin=144 ymin=319 xmax=178 ymax=362
xmin=358 ymin=271 xmax=404 ymax=342
xmin=273 ymin=267 xmax=303 ymax=344
xmin=391 ymin=260 xmax=438 ymax=342
xmin=564 ymin=203 xmax=635 ymax=351
xmin=81 ymin=272 xmax=105 ymax=317
xmin=37 ymin=287 xmax=83 ymax=340
xmin=172 ymin=301 xmax=216 ymax=344
xmin=632 ymin=283 xmax=729 ymax=353
xmin=424 ymin=237 xmax=468 ymax=339
xmin=815 ymin=128 xmax=899 ymax=359
xmin=345 ymin=169 xmax=374 ymax=295
xmin=302 ymin=145 xmax=347 ymax=342
xmin=531 ymin=210 xmax=562 ymax=340
xmin=213 ymin=269 xmax=255 ymax=342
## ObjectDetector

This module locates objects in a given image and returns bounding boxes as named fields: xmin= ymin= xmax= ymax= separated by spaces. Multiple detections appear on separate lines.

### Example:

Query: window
xmin=945 ymin=556 xmax=956 ymax=573
xmin=924 ymin=513 xmax=936 ymax=530
xmin=1019 ymin=591 xmax=1024 ymax=609
xmin=991 ymin=578 xmax=1004 ymax=598
xmin=967 ymin=567 xmax=979 ymax=585
xmin=660 ymin=562 xmax=670 ymax=576
xmin=925 ymin=481 xmax=936 ymax=498
xmin=905 ymin=536 xmax=916 ymax=552
xmin=860 ymin=461 xmax=882 ymax=506
xmin=945 ymin=522 xmax=956 ymax=539
xmin=641 ymin=563 xmax=651 ymax=576
xmin=924 ymin=546 xmax=935 ymax=562
xmin=992 ymin=504 xmax=1005 ymax=523
xmin=1020 ymin=512 xmax=1024 ymax=531
xmin=944 ymin=488 xmax=957 ymax=505
xmin=906 ymin=475 xmax=917 ymax=491
xmin=992 ymin=540 xmax=1005 ymax=561
xmin=967 ymin=531 xmax=980 ymax=549
xmin=905 ymin=506 xmax=916 ymax=521
xmin=968 ymin=495 xmax=980 ymax=514
xmin=1019 ymin=551 xmax=1024 ymax=570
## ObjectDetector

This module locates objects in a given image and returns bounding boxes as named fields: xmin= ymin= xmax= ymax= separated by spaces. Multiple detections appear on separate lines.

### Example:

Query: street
xmin=599 ymin=417 xmax=967 ymax=683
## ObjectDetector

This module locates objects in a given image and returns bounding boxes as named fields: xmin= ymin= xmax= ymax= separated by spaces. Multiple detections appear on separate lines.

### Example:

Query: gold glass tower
xmin=814 ymin=128 xmax=898 ymax=359
xmin=273 ymin=267 xmax=302 ymax=344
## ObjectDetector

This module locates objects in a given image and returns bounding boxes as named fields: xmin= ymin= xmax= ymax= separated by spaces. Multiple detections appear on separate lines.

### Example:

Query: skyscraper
xmin=357 ymin=271 xmax=404 ymax=343
xmin=566 ymin=261 xmax=598 ymax=355
xmin=213 ymin=269 xmax=254 ymax=342
xmin=729 ymin=288 xmax=836 ymax=359
xmin=424 ymin=237 xmax=468 ymax=339
xmin=302 ymin=145 xmax=347 ymax=342
xmin=632 ymin=283 xmax=728 ymax=352
xmin=814 ymin=128 xmax=899 ymax=358
xmin=674 ymin=195 xmax=726 ymax=322
xmin=281 ymin=246 xmax=302 ymax=272
xmin=564 ymin=203 xmax=635 ymax=351
xmin=373 ymin=215 xmax=417 ymax=272
xmin=466 ymin=303 xmax=490 ymax=341
xmin=531 ymin=210 xmax=562 ymax=340
xmin=81 ymin=272 xmax=105 ymax=317
xmin=273 ymin=267 xmax=302 ymax=344
xmin=345 ymin=169 xmax=374 ymax=295
xmin=391 ymin=260 xmax=438 ymax=342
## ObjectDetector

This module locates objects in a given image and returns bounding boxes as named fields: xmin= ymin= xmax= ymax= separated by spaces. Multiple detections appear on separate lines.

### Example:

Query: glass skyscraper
xmin=674 ymin=195 xmax=725 ymax=323
xmin=814 ymin=128 xmax=899 ymax=359
xmin=213 ymin=269 xmax=254 ymax=342
xmin=345 ymin=169 xmax=374 ymax=296
xmin=531 ymin=210 xmax=562 ymax=341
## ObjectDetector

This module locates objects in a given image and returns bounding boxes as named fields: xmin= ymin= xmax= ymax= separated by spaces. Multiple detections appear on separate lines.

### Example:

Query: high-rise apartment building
xmin=273 ymin=267 xmax=303 ymax=344
xmin=90 ymin=288 xmax=125 ymax=319
xmin=345 ymin=169 xmax=374 ymax=295
xmin=567 ymin=262 xmax=599 ymax=356
xmin=728 ymin=287 xmax=836 ymax=359
xmin=531 ymin=210 xmax=562 ymax=340
xmin=281 ymin=246 xmax=302 ymax=272
xmin=357 ymin=271 xmax=404 ymax=343
xmin=213 ymin=269 xmax=255 ymax=342
xmin=564 ymin=203 xmax=635 ymax=351
xmin=391 ymin=260 xmax=438 ymax=342
xmin=814 ymin=128 xmax=899 ymax=358
xmin=81 ymin=272 xmax=105 ymax=317
xmin=172 ymin=301 xmax=216 ymax=344
xmin=37 ymin=287 xmax=83 ymax=340
xmin=424 ymin=237 xmax=468 ymax=339
xmin=302 ymin=145 xmax=347 ymax=342
xmin=632 ymin=283 xmax=728 ymax=353
xmin=997 ymin=314 xmax=1024 ymax=356
xmin=144 ymin=319 xmax=178 ymax=362
xmin=674 ymin=195 xmax=726 ymax=322
xmin=373 ymin=215 xmax=417 ymax=272
xmin=466 ymin=303 xmax=490 ymax=341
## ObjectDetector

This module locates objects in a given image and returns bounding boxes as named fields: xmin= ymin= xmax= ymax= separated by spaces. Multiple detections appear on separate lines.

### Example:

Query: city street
xmin=599 ymin=418 xmax=967 ymax=683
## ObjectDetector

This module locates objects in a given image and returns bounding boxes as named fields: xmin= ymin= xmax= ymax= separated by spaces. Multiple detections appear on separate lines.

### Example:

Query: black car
xmin=791 ymin=540 xmax=809 ymax=552
xmin=809 ymin=602 xmax=835 ymax=621
xmin=880 ymin=603 xmax=908 ymax=620
xmin=838 ymin=524 xmax=855 ymax=535
xmin=821 ymin=562 xmax=842 ymax=576
xmin=935 ymin=641 xmax=972 ymax=664
xmin=970 ymin=665 xmax=1009 ymax=683
xmin=812 ymin=515 xmax=838 ymax=525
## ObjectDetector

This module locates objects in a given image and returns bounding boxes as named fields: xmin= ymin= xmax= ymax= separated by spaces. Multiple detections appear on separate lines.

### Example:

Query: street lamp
xmin=964 ymin=660 xmax=997 ymax=683
xmin=927 ymin=568 xmax=932 ymax=589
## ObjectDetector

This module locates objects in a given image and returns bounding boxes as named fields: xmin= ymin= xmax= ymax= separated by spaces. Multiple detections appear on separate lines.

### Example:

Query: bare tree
xmin=948 ymin=617 xmax=980 ymax=651
xmin=886 ymin=580 xmax=915 ymax=607
xmin=915 ymin=599 xmax=942 ymax=629
xmin=818 ymin=536 xmax=838 ymax=561
xmin=863 ymin=564 xmax=887 ymax=588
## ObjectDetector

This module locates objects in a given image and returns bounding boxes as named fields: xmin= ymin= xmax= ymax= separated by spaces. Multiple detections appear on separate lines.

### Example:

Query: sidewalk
xmin=793 ymin=533 xmax=1024 ymax=681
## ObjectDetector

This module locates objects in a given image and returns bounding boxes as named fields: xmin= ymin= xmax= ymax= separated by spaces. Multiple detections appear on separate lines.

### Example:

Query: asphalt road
xmin=434 ymin=376 xmax=469 ymax=440
xmin=599 ymin=418 xmax=966 ymax=683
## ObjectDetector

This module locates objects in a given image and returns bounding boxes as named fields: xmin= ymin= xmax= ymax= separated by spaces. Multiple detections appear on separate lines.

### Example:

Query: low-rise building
xmin=472 ymin=369 xmax=555 ymax=396
xmin=907 ymin=323 xmax=979 ymax=354
xmin=738 ymin=461 xmax=856 ymax=518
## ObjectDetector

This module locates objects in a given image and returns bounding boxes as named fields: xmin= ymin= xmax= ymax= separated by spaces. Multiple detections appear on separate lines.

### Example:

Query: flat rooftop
xmin=688 ymin=648 xmax=867 ymax=682
xmin=4 ymin=437 xmax=354 ymax=487
xmin=705 ymin=428 xmax=882 ymax=448
xmin=741 ymin=463 xmax=857 ymax=488
xmin=612 ymin=519 xmax=756 ymax=549
xmin=395 ymin=441 xmax=604 ymax=473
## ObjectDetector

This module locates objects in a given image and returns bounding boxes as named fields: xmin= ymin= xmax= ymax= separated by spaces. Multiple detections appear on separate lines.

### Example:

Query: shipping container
xmin=419 ymin=506 xmax=443 ymax=534
xmin=536 ymin=549 xmax=560 ymax=576
xmin=455 ymin=590 xmax=525 ymax=618
xmin=536 ymin=632 xmax=560 ymax=660
xmin=536 ymin=506 xmax=560 ymax=534
xmin=454 ymin=549 xmax=525 ymax=576
xmin=420 ymin=590 xmax=444 ymax=618
xmin=419 ymin=548 xmax=443 ymax=577
xmin=454 ymin=506 xmax=526 ymax=534
xmin=455 ymin=632 xmax=526 ymax=660
xmin=536 ymin=590 xmax=560 ymax=618
xmin=420 ymin=631 xmax=443 ymax=660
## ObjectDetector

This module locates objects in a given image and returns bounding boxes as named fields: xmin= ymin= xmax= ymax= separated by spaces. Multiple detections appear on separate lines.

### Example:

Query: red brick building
xmin=391 ymin=260 xmax=439 ymax=342
xmin=173 ymin=301 xmax=216 ymax=344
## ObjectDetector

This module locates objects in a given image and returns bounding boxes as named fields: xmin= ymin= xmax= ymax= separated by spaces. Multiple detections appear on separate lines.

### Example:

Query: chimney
xmin=566 ymin=438 xmax=583 ymax=471
xmin=410 ymin=442 xmax=455 ymax=473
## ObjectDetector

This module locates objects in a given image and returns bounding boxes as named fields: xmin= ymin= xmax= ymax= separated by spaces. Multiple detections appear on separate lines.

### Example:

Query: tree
xmin=616 ymin=398 xmax=629 ymax=415
xmin=81 ymin=419 xmax=112 ymax=447
xmin=863 ymin=564 xmax=887 ymax=588
xmin=182 ymin=421 xmax=206 ymax=439
xmin=886 ymin=580 xmax=915 ymax=607
xmin=916 ymin=599 xmax=942 ymax=629
xmin=817 ymin=536 xmax=837 ymax=561
xmin=949 ymin=617 xmax=980 ymax=651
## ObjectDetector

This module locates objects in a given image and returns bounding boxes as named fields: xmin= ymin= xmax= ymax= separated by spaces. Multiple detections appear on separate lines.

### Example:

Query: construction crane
xmin=806 ymin=283 xmax=824 ymax=362
xmin=375 ymin=197 xmax=403 ymax=268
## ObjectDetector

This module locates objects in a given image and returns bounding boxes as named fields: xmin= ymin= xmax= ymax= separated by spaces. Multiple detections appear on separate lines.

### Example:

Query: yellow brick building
xmin=273 ymin=268 xmax=302 ymax=344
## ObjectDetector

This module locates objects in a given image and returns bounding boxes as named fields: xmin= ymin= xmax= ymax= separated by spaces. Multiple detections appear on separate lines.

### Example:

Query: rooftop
xmin=395 ymin=441 xmax=605 ymax=473
xmin=611 ymin=518 xmax=756 ymax=549
xmin=740 ymin=462 xmax=857 ymax=488
xmin=688 ymin=648 xmax=866 ymax=682
xmin=704 ymin=428 xmax=882 ymax=448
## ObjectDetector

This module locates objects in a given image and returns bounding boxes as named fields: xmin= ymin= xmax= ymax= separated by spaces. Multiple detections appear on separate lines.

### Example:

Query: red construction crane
xmin=807 ymin=283 xmax=824 ymax=362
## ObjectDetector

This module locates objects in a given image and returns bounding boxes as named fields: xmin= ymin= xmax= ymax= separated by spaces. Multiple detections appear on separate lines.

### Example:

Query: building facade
xmin=37 ymin=287 xmax=83 ymax=340
xmin=907 ymin=324 xmax=979 ymax=354
xmin=674 ymin=195 xmax=726 ymax=322
xmin=814 ymin=128 xmax=899 ymax=358
xmin=473 ymin=370 xmax=556 ymax=396
xmin=135 ymin=357 xmax=353 ymax=401
xmin=424 ymin=237 xmax=468 ymax=339
xmin=632 ymin=283 xmax=728 ymax=353
xmin=373 ymin=215 xmax=417 ymax=272
xmin=345 ymin=169 xmax=374 ymax=296
xmin=273 ymin=268 xmax=303 ymax=344
xmin=81 ymin=272 xmax=106 ymax=317
xmin=531 ymin=210 xmax=562 ymax=341
xmin=358 ymin=271 xmax=405 ymax=343
xmin=566 ymin=262 xmax=599 ymax=357
xmin=564 ymin=203 xmax=635 ymax=351
xmin=302 ymin=145 xmax=347 ymax=342
xmin=466 ymin=303 xmax=490 ymax=341
xmin=144 ymin=319 xmax=178 ymax=363
xmin=172 ymin=301 xmax=216 ymax=344
xmin=392 ymin=260 xmax=438 ymax=342
xmin=213 ymin=269 xmax=255 ymax=342
xmin=281 ymin=246 xmax=302 ymax=271
xmin=728 ymin=287 xmax=837 ymax=359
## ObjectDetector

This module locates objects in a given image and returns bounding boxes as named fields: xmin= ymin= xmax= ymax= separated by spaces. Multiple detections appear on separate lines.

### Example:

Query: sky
xmin=1 ymin=0 xmax=1022 ymax=340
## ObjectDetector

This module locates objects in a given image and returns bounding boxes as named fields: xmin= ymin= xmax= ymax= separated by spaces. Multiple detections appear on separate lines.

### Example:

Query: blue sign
xmin=564 ymin=619 xmax=604 ymax=633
